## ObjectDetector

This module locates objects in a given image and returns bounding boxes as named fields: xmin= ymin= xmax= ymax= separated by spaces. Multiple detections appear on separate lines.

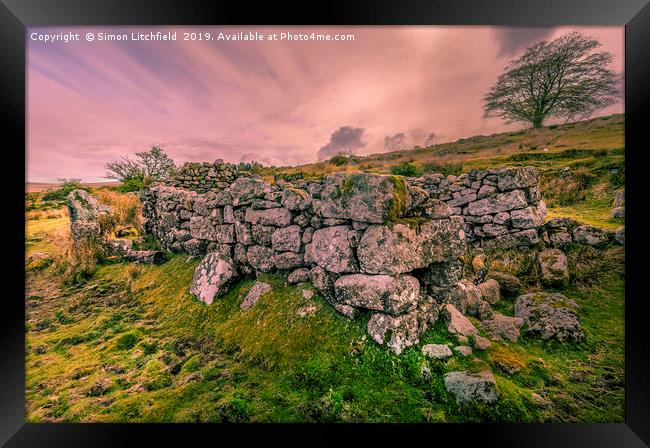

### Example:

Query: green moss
xmin=387 ymin=175 xmax=409 ymax=221
xmin=340 ymin=177 xmax=354 ymax=196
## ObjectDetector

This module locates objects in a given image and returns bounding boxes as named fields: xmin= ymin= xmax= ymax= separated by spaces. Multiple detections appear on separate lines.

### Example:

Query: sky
xmin=27 ymin=26 xmax=624 ymax=183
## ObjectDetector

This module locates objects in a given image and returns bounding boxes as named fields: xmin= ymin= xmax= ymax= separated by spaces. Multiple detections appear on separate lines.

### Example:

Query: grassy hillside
xmin=24 ymin=114 xmax=625 ymax=423
xmin=265 ymin=114 xmax=624 ymax=229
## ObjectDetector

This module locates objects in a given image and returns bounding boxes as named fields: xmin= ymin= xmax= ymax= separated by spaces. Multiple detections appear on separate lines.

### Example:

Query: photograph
xmin=23 ymin=24 xmax=627 ymax=424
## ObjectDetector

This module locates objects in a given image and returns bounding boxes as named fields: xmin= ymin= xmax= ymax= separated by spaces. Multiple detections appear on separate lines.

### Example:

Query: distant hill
xmin=26 ymin=181 xmax=120 ymax=193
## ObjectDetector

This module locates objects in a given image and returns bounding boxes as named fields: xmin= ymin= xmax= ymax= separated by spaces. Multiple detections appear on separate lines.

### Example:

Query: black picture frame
xmin=2 ymin=0 xmax=648 ymax=445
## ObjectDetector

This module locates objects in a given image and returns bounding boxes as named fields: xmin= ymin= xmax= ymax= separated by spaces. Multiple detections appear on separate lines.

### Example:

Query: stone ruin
xmin=138 ymin=163 xmax=555 ymax=353
xmin=63 ymin=161 xmax=619 ymax=355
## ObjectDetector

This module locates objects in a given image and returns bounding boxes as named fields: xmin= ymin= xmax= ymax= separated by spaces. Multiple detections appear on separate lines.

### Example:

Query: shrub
xmin=422 ymin=161 xmax=463 ymax=176
xmin=42 ymin=178 xmax=89 ymax=202
xmin=274 ymin=172 xmax=304 ymax=182
xmin=391 ymin=161 xmax=422 ymax=177
xmin=329 ymin=154 xmax=349 ymax=166
xmin=571 ymin=166 xmax=597 ymax=189
xmin=118 ymin=178 xmax=145 ymax=192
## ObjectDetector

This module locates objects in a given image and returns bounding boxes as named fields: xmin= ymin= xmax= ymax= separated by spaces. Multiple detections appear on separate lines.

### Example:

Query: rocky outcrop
xmin=514 ymin=292 xmax=584 ymax=342
xmin=67 ymin=189 xmax=110 ymax=241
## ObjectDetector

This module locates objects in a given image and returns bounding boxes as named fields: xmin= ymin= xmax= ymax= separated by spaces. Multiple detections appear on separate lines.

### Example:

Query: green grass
xmin=25 ymin=241 xmax=624 ymax=422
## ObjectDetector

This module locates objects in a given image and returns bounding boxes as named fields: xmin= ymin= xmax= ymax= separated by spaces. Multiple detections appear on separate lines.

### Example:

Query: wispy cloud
xmin=27 ymin=26 xmax=624 ymax=182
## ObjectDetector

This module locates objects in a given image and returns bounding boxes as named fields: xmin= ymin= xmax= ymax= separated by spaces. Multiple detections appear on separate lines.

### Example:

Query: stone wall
xmin=409 ymin=167 xmax=545 ymax=248
xmin=142 ymin=172 xmax=474 ymax=353
xmin=141 ymin=167 xmax=547 ymax=353
xmin=164 ymin=160 xmax=249 ymax=193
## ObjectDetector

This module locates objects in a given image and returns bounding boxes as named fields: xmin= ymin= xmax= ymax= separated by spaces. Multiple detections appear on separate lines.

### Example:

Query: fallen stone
xmin=473 ymin=335 xmax=492 ymax=351
xmin=108 ymin=239 xmax=133 ymax=256
xmin=477 ymin=279 xmax=500 ymax=305
xmin=572 ymin=225 xmax=608 ymax=246
xmin=615 ymin=226 xmax=624 ymax=245
xmin=125 ymin=250 xmax=166 ymax=265
xmin=444 ymin=371 xmax=499 ymax=404
xmin=454 ymin=345 xmax=473 ymax=356
xmin=240 ymin=281 xmax=272 ymax=310
xmin=480 ymin=314 xmax=523 ymax=342
xmin=441 ymin=304 xmax=478 ymax=337
xmin=538 ymin=248 xmax=569 ymax=287
xmin=610 ymin=207 xmax=625 ymax=219
xmin=486 ymin=271 xmax=523 ymax=297
xmin=190 ymin=253 xmax=237 ymax=305
xmin=367 ymin=309 xmax=420 ymax=354
xmin=514 ymin=292 xmax=584 ymax=342
xmin=422 ymin=344 xmax=453 ymax=360
xmin=548 ymin=230 xmax=572 ymax=248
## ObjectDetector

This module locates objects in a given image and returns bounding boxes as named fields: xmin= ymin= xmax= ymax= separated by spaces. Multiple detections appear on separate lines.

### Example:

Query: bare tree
xmin=483 ymin=31 xmax=620 ymax=128
xmin=105 ymin=146 xmax=176 ymax=187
